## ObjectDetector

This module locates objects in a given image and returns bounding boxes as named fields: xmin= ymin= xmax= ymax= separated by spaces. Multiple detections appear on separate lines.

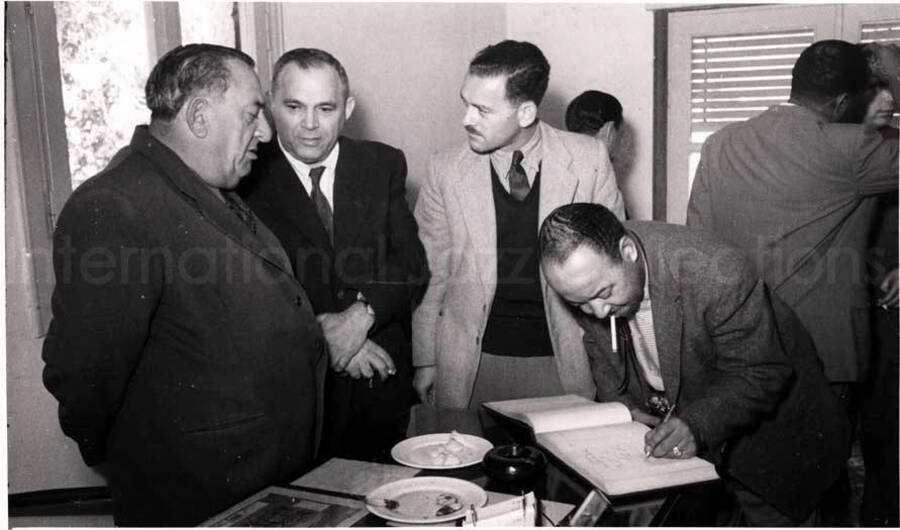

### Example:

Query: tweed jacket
xmin=42 ymin=127 xmax=328 ymax=526
xmin=413 ymin=121 xmax=625 ymax=407
xmin=687 ymin=104 xmax=899 ymax=382
xmin=582 ymin=221 xmax=850 ymax=520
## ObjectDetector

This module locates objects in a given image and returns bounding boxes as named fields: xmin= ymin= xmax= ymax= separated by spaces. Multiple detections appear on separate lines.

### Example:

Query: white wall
xmin=279 ymin=3 xmax=508 ymax=195
xmin=507 ymin=3 xmax=655 ymax=220
xmin=277 ymin=3 xmax=655 ymax=220
xmin=6 ymin=69 xmax=106 ymax=493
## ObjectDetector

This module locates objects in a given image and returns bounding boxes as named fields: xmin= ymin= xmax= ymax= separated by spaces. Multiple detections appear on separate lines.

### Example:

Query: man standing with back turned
xmin=413 ymin=40 xmax=624 ymax=408
xmin=42 ymin=44 xmax=327 ymax=525
xmin=687 ymin=41 xmax=899 ymax=524
xmin=239 ymin=48 xmax=428 ymax=462
xmin=688 ymin=41 xmax=899 ymax=393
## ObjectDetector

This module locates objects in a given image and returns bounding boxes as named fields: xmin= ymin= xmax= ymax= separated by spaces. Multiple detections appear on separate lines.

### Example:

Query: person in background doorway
xmin=565 ymin=90 xmax=633 ymax=191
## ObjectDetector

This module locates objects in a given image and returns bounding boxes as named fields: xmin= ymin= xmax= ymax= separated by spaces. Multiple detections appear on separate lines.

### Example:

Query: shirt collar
xmin=490 ymin=123 xmax=543 ymax=176
xmin=278 ymin=137 xmax=340 ymax=176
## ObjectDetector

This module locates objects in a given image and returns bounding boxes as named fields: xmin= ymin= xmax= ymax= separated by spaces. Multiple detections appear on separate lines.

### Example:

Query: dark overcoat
xmin=42 ymin=126 xmax=328 ymax=526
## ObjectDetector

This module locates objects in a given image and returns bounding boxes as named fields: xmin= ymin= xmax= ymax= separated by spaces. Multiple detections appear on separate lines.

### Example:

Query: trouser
xmin=319 ymin=344 xmax=415 ymax=464
xmin=860 ymin=307 xmax=899 ymax=526
xmin=819 ymin=382 xmax=859 ymax=527
xmin=727 ymin=480 xmax=819 ymax=526
xmin=468 ymin=352 xmax=565 ymax=408
xmin=663 ymin=479 xmax=819 ymax=527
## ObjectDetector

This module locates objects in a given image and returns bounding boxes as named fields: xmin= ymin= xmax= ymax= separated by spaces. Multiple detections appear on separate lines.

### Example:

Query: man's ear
xmin=517 ymin=100 xmax=538 ymax=128
xmin=344 ymin=96 xmax=356 ymax=122
xmin=619 ymin=235 xmax=638 ymax=263
xmin=831 ymin=93 xmax=850 ymax=121
xmin=184 ymin=97 xmax=209 ymax=138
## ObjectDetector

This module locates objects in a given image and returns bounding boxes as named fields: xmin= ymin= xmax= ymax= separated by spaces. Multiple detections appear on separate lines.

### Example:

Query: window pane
xmin=54 ymin=2 xmax=152 ymax=190
xmin=690 ymin=29 xmax=814 ymax=136
xmin=179 ymin=1 xmax=236 ymax=47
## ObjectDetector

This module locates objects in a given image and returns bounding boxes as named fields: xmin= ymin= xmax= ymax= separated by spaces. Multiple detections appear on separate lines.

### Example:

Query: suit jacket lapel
xmin=265 ymin=145 xmax=334 ymax=252
xmin=537 ymin=122 xmax=580 ymax=227
xmin=453 ymin=149 xmax=496 ymax=291
xmin=141 ymin=135 xmax=294 ymax=275
xmin=332 ymin=138 xmax=368 ymax=251
xmin=632 ymin=229 xmax=684 ymax=404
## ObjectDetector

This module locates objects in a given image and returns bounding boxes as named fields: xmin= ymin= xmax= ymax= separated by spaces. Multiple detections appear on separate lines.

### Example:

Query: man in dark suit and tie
xmin=239 ymin=48 xmax=428 ymax=462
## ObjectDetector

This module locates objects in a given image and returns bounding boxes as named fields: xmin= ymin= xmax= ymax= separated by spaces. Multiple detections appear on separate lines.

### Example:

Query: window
xmin=179 ymin=1 xmax=238 ymax=48
xmin=664 ymin=4 xmax=900 ymax=224
xmin=859 ymin=20 xmax=900 ymax=44
xmin=54 ymin=2 xmax=153 ymax=189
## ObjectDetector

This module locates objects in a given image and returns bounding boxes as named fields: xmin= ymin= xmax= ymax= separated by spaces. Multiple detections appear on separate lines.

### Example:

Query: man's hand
xmin=644 ymin=417 xmax=697 ymax=459
xmin=317 ymin=302 xmax=375 ymax=372
xmin=630 ymin=408 xmax=661 ymax=428
xmin=878 ymin=268 xmax=899 ymax=309
xmin=413 ymin=366 xmax=436 ymax=404
xmin=344 ymin=339 xmax=396 ymax=381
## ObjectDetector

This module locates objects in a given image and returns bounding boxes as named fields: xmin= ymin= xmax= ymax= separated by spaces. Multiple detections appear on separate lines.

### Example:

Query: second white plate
xmin=391 ymin=433 xmax=493 ymax=469
xmin=365 ymin=476 xmax=488 ymax=524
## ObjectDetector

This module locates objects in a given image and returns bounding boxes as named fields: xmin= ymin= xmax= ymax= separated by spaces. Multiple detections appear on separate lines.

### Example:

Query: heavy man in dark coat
xmin=239 ymin=48 xmax=428 ymax=461
xmin=42 ymin=44 xmax=328 ymax=526
xmin=539 ymin=203 xmax=850 ymax=525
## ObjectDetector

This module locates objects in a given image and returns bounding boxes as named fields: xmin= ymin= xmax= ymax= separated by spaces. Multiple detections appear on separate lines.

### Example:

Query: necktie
xmin=507 ymin=150 xmax=530 ymax=201
xmin=223 ymin=192 xmax=257 ymax=234
xmin=308 ymin=166 xmax=333 ymax=242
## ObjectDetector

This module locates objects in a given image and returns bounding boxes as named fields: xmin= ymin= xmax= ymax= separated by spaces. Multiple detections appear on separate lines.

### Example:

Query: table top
xmin=205 ymin=404 xmax=679 ymax=526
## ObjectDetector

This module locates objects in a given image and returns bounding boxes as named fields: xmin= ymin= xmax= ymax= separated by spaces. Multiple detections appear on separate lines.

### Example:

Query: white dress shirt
xmin=489 ymin=124 xmax=543 ymax=192
xmin=278 ymin=138 xmax=340 ymax=208
xmin=628 ymin=254 xmax=664 ymax=391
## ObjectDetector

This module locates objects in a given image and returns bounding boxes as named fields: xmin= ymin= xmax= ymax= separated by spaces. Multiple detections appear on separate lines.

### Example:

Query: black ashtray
xmin=482 ymin=444 xmax=546 ymax=493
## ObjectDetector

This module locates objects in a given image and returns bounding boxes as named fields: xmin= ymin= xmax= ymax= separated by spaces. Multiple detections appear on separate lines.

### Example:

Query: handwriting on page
xmin=550 ymin=423 xmax=674 ymax=477
xmin=583 ymin=444 xmax=634 ymax=470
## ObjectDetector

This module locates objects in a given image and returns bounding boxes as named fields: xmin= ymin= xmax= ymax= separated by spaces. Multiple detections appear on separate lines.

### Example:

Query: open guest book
xmin=483 ymin=394 xmax=718 ymax=496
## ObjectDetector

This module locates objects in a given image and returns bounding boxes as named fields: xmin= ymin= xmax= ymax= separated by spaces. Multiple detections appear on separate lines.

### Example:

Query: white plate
xmin=391 ymin=433 xmax=493 ymax=469
xmin=365 ymin=477 xmax=488 ymax=524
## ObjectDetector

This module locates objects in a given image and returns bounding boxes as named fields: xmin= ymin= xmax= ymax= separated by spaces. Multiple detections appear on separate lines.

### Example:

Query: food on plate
xmin=426 ymin=431 xmax=472 ymax=466
xmin=434 ymin=493 xmax=463 ymax=516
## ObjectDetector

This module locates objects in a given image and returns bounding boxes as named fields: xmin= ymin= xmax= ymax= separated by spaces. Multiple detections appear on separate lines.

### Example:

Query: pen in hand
xmin=644 ymin=403 xmax=676 ymax=458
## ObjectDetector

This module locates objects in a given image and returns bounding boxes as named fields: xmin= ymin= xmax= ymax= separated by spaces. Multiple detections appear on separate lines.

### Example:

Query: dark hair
xmin=539 ymin=203 xmax=626 ymax=265
xmin=565 ymin=90 xmax=623 ymax=134
xmin=469 ymin=40 xmax=550 ymax=105
xmin=272 ymin=48 xmax=350 ymax=98
xmin=145 ymin=43 xmax=255 ymax=122
xmin=791 ymin=40 xmax=870 ymax=103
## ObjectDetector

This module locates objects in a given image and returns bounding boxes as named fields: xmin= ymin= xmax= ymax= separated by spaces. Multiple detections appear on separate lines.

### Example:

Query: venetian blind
xmin=860 ymin=20 xmax=900 ymax=44
xmin=690 ymin=29 xmax=814 ymax=142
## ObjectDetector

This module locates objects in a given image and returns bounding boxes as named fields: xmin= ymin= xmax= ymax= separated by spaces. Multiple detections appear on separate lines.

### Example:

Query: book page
xmin=483 ymin=394 xmax=631 ymax=434
xmin=537 ymin=423 xmax=718 ymax=496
